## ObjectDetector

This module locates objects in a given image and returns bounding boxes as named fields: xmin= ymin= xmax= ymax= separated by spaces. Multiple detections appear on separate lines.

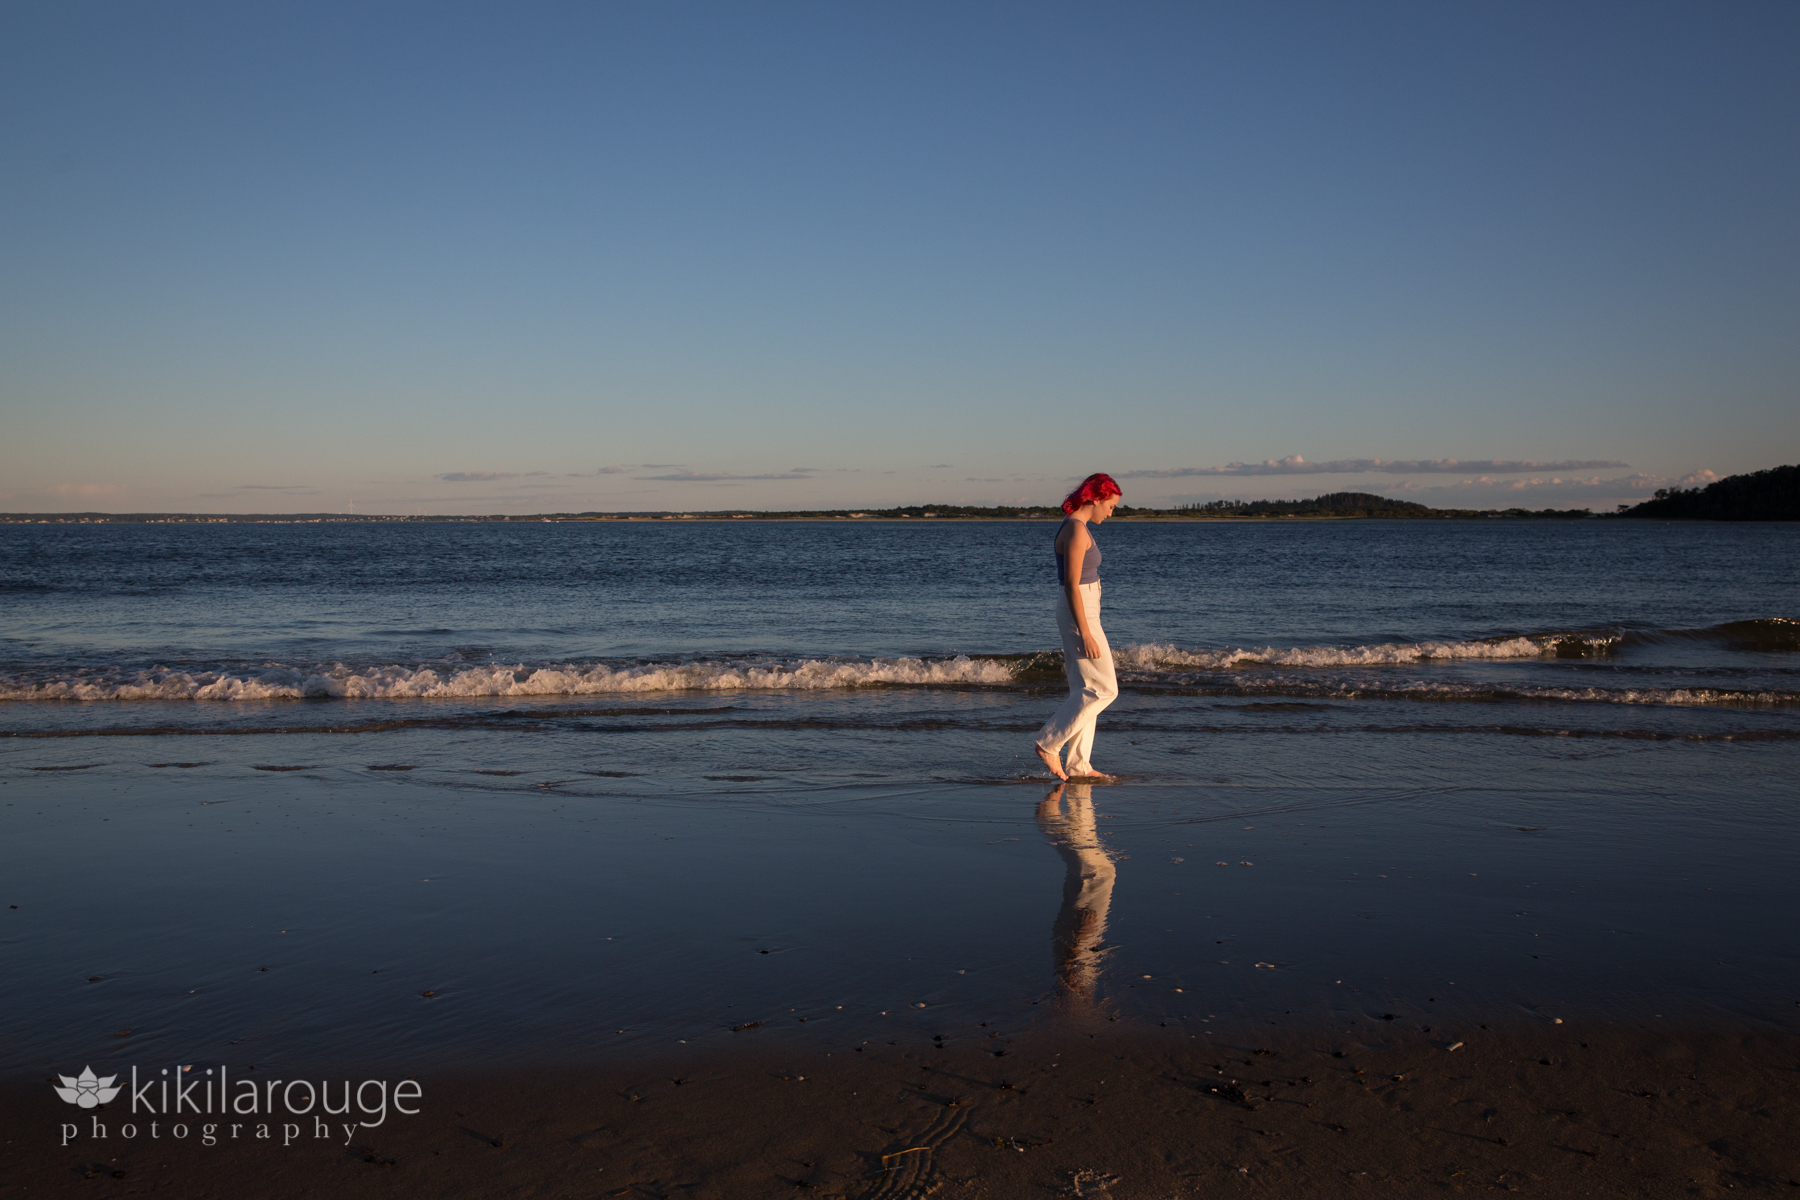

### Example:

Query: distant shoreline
xmin=12 ymin=466 xmax=1794 ymax=523
xmin=0 ymin=509 xmax=1599 ymax=525
xmin=0 ymin=513 xmax=1601 ymax=524
xmin=17 ymin=467 xmax=1800 ymax=521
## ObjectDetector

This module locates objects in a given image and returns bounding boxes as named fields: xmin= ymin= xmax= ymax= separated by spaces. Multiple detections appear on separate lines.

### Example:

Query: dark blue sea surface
xmin=1 ymin=520 xmax=1796 ymax=1076
xmin=3 ymin=518 xmax=1796 ymax=721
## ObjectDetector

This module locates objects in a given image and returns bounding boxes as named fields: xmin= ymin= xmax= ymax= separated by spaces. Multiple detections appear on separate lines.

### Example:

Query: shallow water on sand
xmin=4 ymin=707 xmax=1796 ymax=1077
xmin=2 ymin=520 xmax=1797 ymax=1078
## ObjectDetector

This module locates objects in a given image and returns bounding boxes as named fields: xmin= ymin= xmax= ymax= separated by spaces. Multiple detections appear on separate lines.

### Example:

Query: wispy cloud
xmin=438 ymin=471 xmax=552 ymax=482
xmin=1392 ymin=470 xmax=1713 ymax=497
xmin=194 ymin=483 xmax=323 ymax=497
xmin=633 ymin=467 xmax=821 ymax=482
xmin=1123 ymin=455 xmax=1629 ymax=478
xmin=1376 ymin=470 xmax=1717 ymax=509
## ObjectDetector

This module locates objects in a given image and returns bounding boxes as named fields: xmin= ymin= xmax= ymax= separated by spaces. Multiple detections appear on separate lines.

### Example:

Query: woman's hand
xmin=1080 ymin=630 xmax=1103 ymax=659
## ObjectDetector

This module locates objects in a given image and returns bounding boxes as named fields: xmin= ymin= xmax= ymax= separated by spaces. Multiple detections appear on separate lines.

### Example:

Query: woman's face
xmin=1092 ymin=494 xmax=1120 ymax=523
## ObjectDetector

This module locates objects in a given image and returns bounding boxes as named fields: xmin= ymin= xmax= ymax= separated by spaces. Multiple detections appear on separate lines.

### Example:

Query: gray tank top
xmin=1054 ymin=517 xmax=1101 ymax=584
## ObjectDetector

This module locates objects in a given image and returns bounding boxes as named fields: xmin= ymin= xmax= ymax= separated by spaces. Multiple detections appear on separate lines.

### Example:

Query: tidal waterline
xmin=4 ymin=718 xmax=1795 ymax=1079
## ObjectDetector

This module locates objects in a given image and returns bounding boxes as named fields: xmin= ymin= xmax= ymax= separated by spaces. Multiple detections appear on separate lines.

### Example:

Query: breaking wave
xmin=0 ymin=619 xmax=1790 ymax=703
xmin=0 ymin=656 xmax=1019 ymax=702
xmin=1114 ymin=632 xmax=1610 ymax=670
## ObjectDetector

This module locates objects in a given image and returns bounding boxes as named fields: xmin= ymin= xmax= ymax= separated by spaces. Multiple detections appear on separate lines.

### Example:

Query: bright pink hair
xmin=1061 ymin=472 xmax=1122 ymax=515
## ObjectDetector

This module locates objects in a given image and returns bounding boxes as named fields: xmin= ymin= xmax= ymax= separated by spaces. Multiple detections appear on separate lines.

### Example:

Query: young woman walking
xmin=1033 ymin=472 xmax=1122 ymax=780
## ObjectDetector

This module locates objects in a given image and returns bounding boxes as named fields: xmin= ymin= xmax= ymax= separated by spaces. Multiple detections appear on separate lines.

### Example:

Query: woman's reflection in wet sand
xmin=1036 ymin=781 xmax=1117 ymax=1006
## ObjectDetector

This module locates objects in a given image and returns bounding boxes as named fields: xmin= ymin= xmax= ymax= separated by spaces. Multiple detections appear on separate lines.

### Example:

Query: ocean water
xmin=2 ymin=519 xmax=1797 ymax=1075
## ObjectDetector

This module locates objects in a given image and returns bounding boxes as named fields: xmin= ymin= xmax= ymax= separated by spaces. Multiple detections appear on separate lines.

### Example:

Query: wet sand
xmin=6 ymin=698 xmax=1800 ymax=1196
xmin=8 ymin=1019 xmax=1797 ymax=1198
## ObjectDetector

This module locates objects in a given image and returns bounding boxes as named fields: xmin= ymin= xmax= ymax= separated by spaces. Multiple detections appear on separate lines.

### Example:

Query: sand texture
xmin=7 ymin=1021 xmax=1797 ymax=1198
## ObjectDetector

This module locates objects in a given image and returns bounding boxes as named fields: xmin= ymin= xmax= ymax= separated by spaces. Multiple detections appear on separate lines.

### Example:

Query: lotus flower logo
xmin=54 ymin=1067 xmax=121 ymax=1108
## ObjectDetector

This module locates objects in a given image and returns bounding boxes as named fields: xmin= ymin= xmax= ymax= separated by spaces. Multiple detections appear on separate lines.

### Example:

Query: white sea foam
xmin=0 ymin=655 xmax=1019 ymax=702
xmin=1115 ymin=634 xmax=1581 ymax=671
xmin=0 ymin=629 xmax=1760 ymax=705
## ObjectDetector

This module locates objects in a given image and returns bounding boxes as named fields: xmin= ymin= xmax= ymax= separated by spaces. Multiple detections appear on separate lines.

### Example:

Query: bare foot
xmin=1034 ymin=744 xmax=1067 ymax=780
xmin=1067 ymin=765 xmax=1114 ymax=780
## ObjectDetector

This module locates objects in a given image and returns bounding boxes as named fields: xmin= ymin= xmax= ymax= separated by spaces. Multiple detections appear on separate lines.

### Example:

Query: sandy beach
xmin=10 ymin=1020 xmax=1797 ymax=1197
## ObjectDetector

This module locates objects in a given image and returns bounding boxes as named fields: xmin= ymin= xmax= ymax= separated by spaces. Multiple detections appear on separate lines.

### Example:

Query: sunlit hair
xmin=1060 ymin=473 xmax=1122 ymax=515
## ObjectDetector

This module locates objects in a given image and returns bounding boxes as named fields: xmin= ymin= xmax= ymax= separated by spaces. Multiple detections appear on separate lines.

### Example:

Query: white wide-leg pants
xmin=1035 ymin=582 xmax=1119 ymax=774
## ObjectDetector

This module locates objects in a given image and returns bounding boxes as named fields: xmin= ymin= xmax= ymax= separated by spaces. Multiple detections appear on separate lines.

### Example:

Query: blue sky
xmin=3 ymin=1 xmax=1796 ymax=513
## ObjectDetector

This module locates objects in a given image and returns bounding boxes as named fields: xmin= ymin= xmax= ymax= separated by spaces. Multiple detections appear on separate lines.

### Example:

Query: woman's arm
xmin=1061 ymin=522 xmax=1102 ymax=659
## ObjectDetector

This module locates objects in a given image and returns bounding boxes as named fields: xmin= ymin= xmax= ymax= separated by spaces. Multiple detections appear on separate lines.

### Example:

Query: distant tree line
xmin=1613 ymin=464 xmax=1798 ymax=521
xmin=1166 ymin=491 xmax=1595 ymax=520
xmin=9 ymin=469 xmax=1795 ymax=522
